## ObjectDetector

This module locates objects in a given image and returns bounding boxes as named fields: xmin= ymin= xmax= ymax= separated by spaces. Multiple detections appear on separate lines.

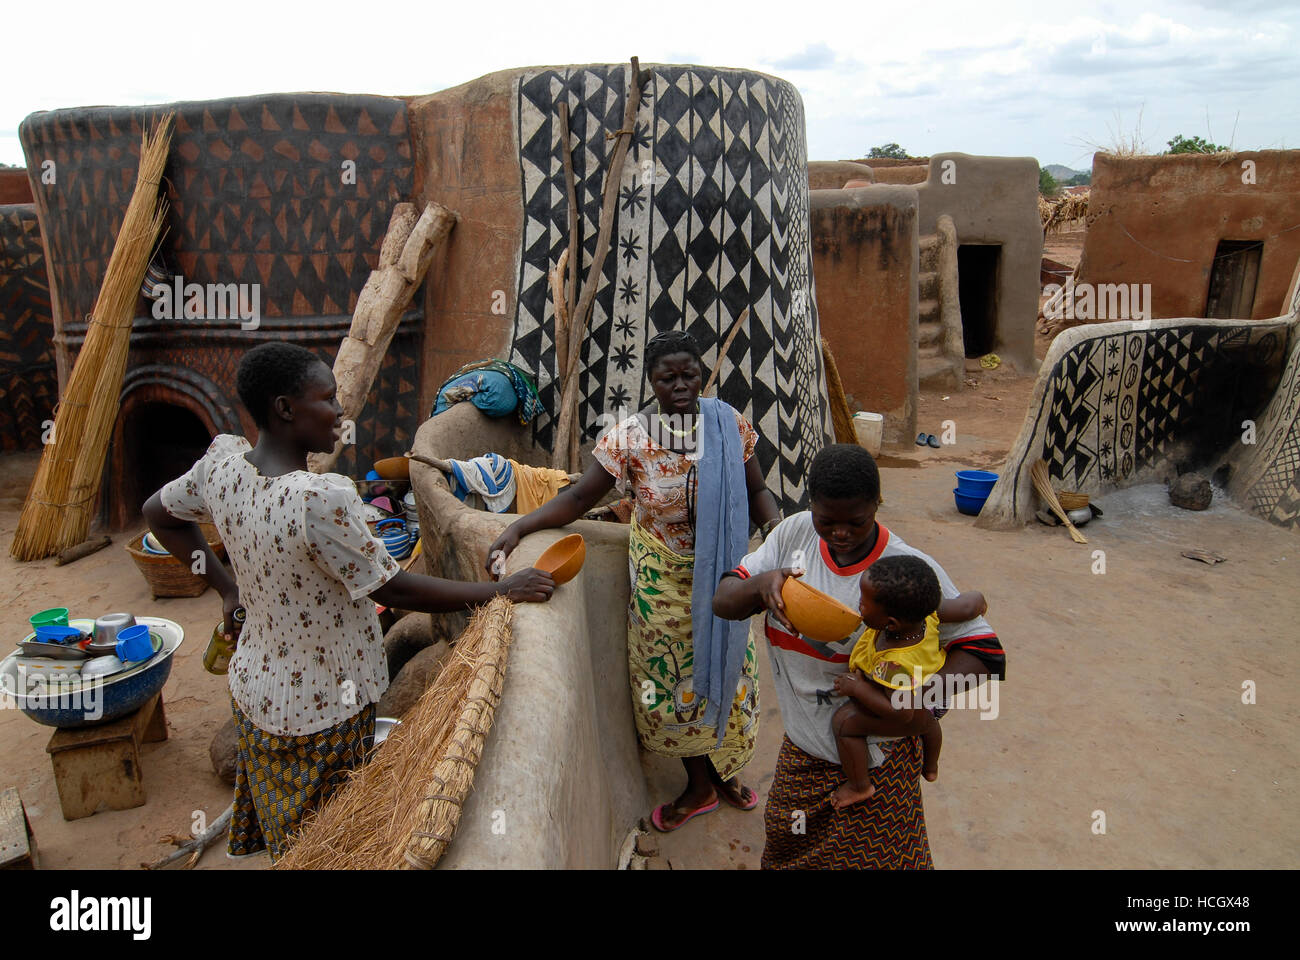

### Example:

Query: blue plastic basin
xmin=955 ymin=470 xmax=999 ymax=496
xmin=953 ymin=488 xmax=989 ymax=516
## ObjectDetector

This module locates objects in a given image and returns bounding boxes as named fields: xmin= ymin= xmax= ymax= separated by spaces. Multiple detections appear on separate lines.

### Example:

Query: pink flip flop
xmin=651 ymin=797 xmax=721 ymax=832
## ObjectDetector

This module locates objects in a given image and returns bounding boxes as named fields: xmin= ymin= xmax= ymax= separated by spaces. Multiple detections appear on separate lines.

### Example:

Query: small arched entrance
xmin=108 ymin=367 xmax=241 ymax=529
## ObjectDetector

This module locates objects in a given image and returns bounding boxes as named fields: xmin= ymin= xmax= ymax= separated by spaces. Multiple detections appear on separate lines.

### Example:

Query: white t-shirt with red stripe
xmin=733 ymin=512 xmax=997 ymax=765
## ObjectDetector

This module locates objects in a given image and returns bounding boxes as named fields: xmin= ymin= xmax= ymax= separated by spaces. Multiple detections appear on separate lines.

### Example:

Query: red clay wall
xmin=808 ymin=161 xmax=874 ymax=190
xmin=810 ymin=185 xmax=918 ymax=444
xmin=1078 ymin=151 xmax=1300 ymax=320
xmin=406 ymin=73 xmax=524 ymax=412
xmin=0 ymin=169 xmax=32 ymax=204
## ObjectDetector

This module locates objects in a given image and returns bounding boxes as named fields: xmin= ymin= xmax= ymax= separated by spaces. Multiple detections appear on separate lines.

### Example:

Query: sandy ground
xmin=3 ymin=357 xmax=1298 ymax=870
xmin=649 ymin=364 xmax=1300 ymax=869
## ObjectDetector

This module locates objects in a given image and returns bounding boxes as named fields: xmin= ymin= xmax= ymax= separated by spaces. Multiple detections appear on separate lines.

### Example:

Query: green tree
xmin=1039 ymin=166 xmax=1059 ymax=196
xmin=1166 ymin=134 xmax=1228 ymax=154
xmin=867 ymin=143 xmax=910 ymax=159
xmin=1066 ymin=172 xmax=1091 ymax=186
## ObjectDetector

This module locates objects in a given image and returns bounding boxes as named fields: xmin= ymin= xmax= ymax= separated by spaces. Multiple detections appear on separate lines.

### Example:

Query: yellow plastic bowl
xmin=781 ymin=576 xmax=862 ymax=643
xmin=534 ymin=533 xmax=586 ymax=586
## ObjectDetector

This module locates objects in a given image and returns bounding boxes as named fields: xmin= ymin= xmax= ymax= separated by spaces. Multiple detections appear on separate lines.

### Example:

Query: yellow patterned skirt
xmin=626 ymin=517 xmax=758 ymax=780
xmin=228 ymin=696 xmax=374 ymax=863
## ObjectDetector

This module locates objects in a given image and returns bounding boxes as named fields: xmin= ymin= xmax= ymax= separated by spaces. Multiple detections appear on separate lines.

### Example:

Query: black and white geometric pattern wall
xmin=508 ymin=64 xmax=830 ymax=513
xmin=1234 ymin=329 xmax=1300 ymax=529
xmin=1007 ymin=321 xmax=1288 ymax=503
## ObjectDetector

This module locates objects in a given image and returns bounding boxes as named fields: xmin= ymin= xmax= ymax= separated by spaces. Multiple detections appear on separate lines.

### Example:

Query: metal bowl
xmin=93 ymin=612 xmax=136 ymax=645
xmin=1 ymin=617 xmax=182 ymax=728
xmin=17 ymin=640 xmax=89 ymax=660
xmin=362 ymin=716 xmax=402 ymax=756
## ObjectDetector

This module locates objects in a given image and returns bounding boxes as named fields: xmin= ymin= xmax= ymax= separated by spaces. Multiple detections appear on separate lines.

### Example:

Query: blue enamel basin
xmin=1 ymin=617 xmax=183 ymax=728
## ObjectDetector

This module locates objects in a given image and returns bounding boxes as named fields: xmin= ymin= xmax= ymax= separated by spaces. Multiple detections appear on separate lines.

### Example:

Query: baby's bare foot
xmin=830 ymin=781 xmax=875 ymax=810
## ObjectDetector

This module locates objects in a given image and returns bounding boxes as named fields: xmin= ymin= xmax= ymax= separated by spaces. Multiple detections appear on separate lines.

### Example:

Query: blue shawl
xmin=690 ymin=397 xmax=752 ymax=745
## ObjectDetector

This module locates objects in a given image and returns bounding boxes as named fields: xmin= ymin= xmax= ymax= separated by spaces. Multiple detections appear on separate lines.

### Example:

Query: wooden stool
xmin=45 ymin=692 xmax=168 ymax=821
xmin=0 ymin=787 xmax=37 ymax=869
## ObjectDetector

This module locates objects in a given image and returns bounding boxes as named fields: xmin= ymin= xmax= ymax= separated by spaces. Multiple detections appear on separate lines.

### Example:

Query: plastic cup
xmin=115 ymin=624 xmax=154 ymax=662
xmin=30 ymin=607 xmax=70 ymax=629
xmin=35 ymin=624 xmax=83 ymax=644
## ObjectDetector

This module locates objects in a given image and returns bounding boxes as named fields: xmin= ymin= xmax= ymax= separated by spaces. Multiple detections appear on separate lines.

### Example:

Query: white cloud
xmin=0 ymin=0 xmax=1296 ymax=172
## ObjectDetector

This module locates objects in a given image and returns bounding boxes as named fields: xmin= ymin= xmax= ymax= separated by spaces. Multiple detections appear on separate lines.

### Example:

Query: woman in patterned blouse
xmin=487 ymin=331 xmax=782 ymax=832
xmin=143 ymin=343 xmax=553 ymax=862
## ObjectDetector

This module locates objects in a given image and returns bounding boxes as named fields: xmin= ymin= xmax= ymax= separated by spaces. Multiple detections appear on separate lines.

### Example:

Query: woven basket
xmin=1057 ymin=491 xmax=1090 ymax=511
xmin=125 ymin=528 xmax=227 ymax=599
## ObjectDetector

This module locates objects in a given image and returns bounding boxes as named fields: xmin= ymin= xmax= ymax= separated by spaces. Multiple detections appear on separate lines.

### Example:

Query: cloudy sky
xmin=3 ymin=0 xmax=1296 ymax=172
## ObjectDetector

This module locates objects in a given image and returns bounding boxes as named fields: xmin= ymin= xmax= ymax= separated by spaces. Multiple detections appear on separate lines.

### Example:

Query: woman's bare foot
xmin=830 ymin=781 xmax=875 ymax=810
xmin=711 ymin=776 xmax=756 ymax=809
xmin=655 ymin=788 xmax=718 ymax=829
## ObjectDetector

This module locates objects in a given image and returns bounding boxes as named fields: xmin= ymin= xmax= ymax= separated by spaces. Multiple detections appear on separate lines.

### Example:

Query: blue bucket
xmin=953 ymin=488 xmax=990 ymax=516
xmin=955 ymin=470 xmax=999 ymax=497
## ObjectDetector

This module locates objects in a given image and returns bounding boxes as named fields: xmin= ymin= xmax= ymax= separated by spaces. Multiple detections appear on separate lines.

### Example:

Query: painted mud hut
xmin=808 ymin=153 xmax=1042 ymax=444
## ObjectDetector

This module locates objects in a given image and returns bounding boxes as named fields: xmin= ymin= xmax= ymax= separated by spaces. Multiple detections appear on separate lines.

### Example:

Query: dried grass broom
xmin=1031 ymin=459 xmax=1088 ymax=544
xmin=277 ymin=596 xmax=514 ymax=870
xmin=10 ymin=113 xmax=173 ymax=561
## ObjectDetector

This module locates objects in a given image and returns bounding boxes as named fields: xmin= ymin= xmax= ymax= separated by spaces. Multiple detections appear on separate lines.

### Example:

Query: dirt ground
xmin=3 ymin=354 xmax=1298 ymax=870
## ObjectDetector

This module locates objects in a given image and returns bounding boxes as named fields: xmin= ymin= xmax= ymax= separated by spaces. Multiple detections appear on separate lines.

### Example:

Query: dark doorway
xmin=1205 ymin=240 xmax=1262 ymax=319
xmin=958 ymin=244 xmax=1000 ymax=357
xmin=117 ymin=403 xmax=211 ymax=527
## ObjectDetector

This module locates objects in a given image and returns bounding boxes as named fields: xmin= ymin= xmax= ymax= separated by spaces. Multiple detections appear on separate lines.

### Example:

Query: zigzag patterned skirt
xmin=228 ymin=697 xmax=374 ymax=863
xmin=761 ymin=735 xmax=933 ymax=870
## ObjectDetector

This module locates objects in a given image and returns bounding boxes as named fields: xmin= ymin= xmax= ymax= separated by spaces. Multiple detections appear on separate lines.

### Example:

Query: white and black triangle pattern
xmin=508 ymin=64 xmax=830 ymax=514
xmin=1038 ymin=324 xmax=1287 ymax=493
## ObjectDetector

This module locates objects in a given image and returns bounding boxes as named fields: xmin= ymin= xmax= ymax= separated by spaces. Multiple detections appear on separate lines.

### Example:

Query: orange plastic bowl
xmin=780 ymin=576 xmax=862 ymax=643
xmin=534 ymin=533 xmax=586 ymax=585
xmin=373 ymin=456 xmax=411 ymax=481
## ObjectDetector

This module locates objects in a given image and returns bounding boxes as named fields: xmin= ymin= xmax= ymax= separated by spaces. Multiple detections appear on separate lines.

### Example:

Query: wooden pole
xmin=310 ymin=201 xmax=458 ymax=474
xmin=551 ymin=57 xmax=648 ymax=470
xmin=820 ymin=336 xmax=857 ymax=444
xmin=557 ymin=102 xmax=579 ymax=380
xmin=703 ymin=308 xmax=749 ymax=396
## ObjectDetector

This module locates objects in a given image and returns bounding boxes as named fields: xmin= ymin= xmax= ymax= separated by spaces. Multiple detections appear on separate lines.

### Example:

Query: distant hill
xmin=1045 ymin=164 xmax=1085 ymax=181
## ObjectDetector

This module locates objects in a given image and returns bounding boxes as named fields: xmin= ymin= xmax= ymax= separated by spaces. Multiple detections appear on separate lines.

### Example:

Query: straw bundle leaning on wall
xmin=277 ymin=596 xmax=514 ymax=870
xmin=10 ymin=114 xmax=174 ymax=561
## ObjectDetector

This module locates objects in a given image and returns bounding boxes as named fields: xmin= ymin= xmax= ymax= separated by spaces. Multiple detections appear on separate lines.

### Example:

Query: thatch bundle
xmin=1040 ymin=191 xmax=1090 ymax=233
xmin=11 ymin=114 xmax=174 ymax=561
xmin=277 ymin=596 xmax=514 ymax=870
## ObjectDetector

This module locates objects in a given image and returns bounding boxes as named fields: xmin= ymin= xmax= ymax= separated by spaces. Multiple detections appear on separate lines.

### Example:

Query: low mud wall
xmin=409 ymin=402 xmax=646 ymax=867
xmin=978 ymin=305 xmax=1296 ymax=529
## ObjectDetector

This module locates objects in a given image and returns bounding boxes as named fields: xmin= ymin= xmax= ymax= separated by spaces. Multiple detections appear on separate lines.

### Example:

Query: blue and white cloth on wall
xmin=447 ymin=453 xmax=517 ymax=513
xmin=432 ymin=359 xmax=542 ymax=424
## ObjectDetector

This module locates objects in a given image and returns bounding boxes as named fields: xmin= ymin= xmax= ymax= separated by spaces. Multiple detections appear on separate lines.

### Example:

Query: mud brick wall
xmin=0 ymin=203 xmax=55 ymax=450
xmin=19 ymin=94 xmax=420 ymax=515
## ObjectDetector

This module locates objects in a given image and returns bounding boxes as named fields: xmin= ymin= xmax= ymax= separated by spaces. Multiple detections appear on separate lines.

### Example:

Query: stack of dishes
xmin=374 ymin=518 xmax=412 ymax=560
xmin=140 ymin=532 xmax=170 ymax=555
xmin=402 ymin=491 xmax=419 ymax=540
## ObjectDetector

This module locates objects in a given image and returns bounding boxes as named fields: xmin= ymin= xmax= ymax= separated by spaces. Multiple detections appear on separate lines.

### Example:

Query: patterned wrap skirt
xmin=626 ymin=517 xmax=759 ymax=780
xmin=228 ymin=696 xmax=375 ymax=862
xmin=762 ymin=734 xmax=933 ymax=869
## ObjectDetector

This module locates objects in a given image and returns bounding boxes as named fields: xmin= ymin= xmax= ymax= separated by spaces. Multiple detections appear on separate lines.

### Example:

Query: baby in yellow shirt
xmin=830 ymin=555 xmax=987 ymax=809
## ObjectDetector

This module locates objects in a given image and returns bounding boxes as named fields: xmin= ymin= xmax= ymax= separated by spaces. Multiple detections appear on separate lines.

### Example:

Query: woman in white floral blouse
xmin=143 ymin=343 xmax=554 ymax=862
